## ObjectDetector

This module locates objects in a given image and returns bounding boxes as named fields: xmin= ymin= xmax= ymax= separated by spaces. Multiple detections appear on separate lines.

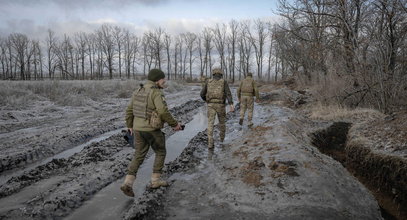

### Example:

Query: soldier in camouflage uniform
xmin=121 ymin=69 xmax=183 ymax=197
xmin=237 ymin=72 xmax=260 ymax=127
xmin=200 ymin=68 xmax=234 ymax=149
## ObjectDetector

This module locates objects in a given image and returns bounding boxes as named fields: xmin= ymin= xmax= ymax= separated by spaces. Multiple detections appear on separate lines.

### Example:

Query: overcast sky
xmin=0 ymin=0 xmax=279 ymax=39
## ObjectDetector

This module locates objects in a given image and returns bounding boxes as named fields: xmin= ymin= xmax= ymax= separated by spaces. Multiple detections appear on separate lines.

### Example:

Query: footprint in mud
xmin=268 ymin=160 xmax=299 ymax=178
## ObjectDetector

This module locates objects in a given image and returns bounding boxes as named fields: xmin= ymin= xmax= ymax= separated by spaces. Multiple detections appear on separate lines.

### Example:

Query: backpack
xmin=241 ymin=78 xmax=254 ymax=94
xmin=206 ymin=78 xmax=225 ymax=103
xmin=132 ymin=85 xmax=163 ymax=129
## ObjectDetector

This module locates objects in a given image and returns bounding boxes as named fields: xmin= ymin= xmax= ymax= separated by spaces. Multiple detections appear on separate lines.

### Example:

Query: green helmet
xmin=148 ymin=69 xmax=165 ymax=82
xmin=247 ymin=72 xmax=253 ymax=77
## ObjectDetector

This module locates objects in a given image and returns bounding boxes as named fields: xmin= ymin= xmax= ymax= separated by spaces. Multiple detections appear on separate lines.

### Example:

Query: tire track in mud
xmin=0 ymin=114 xmax=123 ymax=174
xmin=0 ymin=99 xmax=204 ymax=220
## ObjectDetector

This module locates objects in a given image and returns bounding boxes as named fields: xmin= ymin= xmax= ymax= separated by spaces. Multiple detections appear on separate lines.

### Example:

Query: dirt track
xmin=1 ymin=85 xmax=405 ymax=219
xmin=122 ymin=95 xmax=384 ymax=220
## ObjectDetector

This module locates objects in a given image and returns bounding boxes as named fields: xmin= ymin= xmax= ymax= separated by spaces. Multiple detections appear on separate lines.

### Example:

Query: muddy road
xmin=0 ymin=85 xmax=205 ymax=219
xmin=122 ymin=95 xmax=384 ymax=220
xmin=1 ymin=84 xmax=405 ymax=219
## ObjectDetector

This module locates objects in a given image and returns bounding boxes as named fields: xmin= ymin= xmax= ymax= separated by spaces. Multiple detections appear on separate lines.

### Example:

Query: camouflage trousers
xmin=207 ymin=103 xmax=226 ymax=148
xmin=240 ymin=96 xmax=254 ymax=125
xmin=127 ymin=130 xmax=166 ymax=176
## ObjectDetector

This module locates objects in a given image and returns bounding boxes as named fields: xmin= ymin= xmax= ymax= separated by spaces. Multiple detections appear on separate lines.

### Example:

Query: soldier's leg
xmin=217 ymin=104 xmax=226 ymax=142
xmin=248 ymin=96 xmax=254 ymax=126
xmin=149 ymin=130 xmax=168 ymax=188
xmin=148 ymin=130 xmax=166 ymax=174
xmin=207 ymin=104 xmax=216 ymax=148
xmin=239 ymin=97 xmax=248 ymax=125
xmin=121 ymin=130 xmax=149 ymax=196
xmin=127 ymin=131 xmax=150 ymax=176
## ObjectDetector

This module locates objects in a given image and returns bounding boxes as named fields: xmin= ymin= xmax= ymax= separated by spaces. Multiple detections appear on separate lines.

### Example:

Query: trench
xmin=311 ymin=122 xmax=406 ymax=220
xmin=65 ymin=107 xmax=208 ymax=220
xmin=0 ymin=128 xmax=124 ymax=186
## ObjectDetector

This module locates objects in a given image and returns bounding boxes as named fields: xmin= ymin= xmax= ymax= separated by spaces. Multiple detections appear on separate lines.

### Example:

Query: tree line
xmin=275 ymin=0 xmax=407 ymax=113
xmin=0 ymin=19 xmax=280 ymax=82
xmin=1 ymin=0 xmax=405 ymax=112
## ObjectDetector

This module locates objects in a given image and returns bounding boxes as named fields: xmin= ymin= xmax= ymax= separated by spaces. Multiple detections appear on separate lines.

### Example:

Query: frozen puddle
xmin=0 ymin=128 xmax=123 ymax=186
xmin=65 ymin=107 xmax=208 ymax=220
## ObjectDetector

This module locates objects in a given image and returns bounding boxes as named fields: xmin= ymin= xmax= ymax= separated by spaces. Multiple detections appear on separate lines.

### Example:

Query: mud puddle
xmin=311 ymin=122 xmax=406 ymax=220
xmin=65 ymin=107 xmax=208 ymax=220
xmin=0 ymin=128 xmax=124 ymax=186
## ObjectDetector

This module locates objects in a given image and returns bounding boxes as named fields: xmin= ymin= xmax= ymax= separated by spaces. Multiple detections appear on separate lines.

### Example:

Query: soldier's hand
xmin=229 ymin=105 xmax=235 ymax=112
xmin=255 ymin=99 xmax=260 ymax=103
xmin=128 ymin=128 xmax=133 ymax=135
xmin=173 ymin=123 xmax=183 ymax=131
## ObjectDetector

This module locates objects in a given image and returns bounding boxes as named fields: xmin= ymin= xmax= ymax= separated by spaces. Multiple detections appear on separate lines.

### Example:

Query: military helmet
xmin=212 ymin=68 xmax=223 ymax=75
xmin=247 ymin=72 xmax=253 ymax=77
xmin=148 ymin=69 xmax=165 ymax=82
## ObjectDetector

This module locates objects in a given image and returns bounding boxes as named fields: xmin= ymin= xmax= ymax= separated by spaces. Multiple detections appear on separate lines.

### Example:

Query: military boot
xmin=239 ymin=118 xmax=243 ymax=125
xmin=207 ymin=148 xmax=214 ymax=160
xmin=220 ymin=134 xmax=225 ymax=143
xmin=208 ymin=137 xmax=214 ymax=149
xmin=150 ymin=173 xmax=168 ymax=189
xmin=120 ymin=175 xmax=136 ymax=197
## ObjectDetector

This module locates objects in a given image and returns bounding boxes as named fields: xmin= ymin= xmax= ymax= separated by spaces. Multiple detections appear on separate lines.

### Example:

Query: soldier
xmin=200 ymin=68 xmax=234 ymax=149
xmin=121 ymin=69 xmax=183 ymax=197
xmin=237 ymin=72 xmax=260 ymax=127
xmin=200 ymin=75 xmax=208 ymax=88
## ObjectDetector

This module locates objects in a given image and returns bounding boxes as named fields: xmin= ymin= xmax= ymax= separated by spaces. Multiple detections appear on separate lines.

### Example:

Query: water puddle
xmin=0 ymin=128 xmax=123 ymax=186
xmin=65 ymin=107 xmax=208 ymax=220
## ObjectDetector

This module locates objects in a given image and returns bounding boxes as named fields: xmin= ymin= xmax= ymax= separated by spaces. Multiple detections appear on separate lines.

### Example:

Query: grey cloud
xmin=0 ymin=0 xmax=169 ymax=10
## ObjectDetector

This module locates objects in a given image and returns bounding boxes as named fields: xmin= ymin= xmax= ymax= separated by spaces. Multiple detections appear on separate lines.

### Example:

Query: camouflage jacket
xmin=237 ymin=76 xmax=260 ymax=99
xmin=125 ymin=80 xmax=177 ymax=131
xmin=200 ymin=76 xmax=233 ymax=105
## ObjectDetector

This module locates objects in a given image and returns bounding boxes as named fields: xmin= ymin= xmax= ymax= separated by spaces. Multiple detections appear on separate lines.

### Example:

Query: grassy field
xmin=0 ymin=80 xmax=184 ymax=109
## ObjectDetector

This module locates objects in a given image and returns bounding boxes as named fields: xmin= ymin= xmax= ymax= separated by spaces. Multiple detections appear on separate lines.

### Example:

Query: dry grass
xmin=309 ymin=102 xmax=384 ymax=122
xmin=0 ymin=80 xmax=140 ymax=108
xmin=0 ymin=80 xmax=185 ymax=109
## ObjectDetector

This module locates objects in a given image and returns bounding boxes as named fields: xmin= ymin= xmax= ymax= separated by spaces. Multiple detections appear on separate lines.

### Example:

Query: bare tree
xmin=197 ymin=34 xmax=205 ymax=78
xmin=239 ymin=21 xmax=253 ymax=79
xmin=55 ymin=34 xmax=75 ymax=79
xmin=25 ymin=40 xmax=36 ymax=80
xmin=163 ymin=33 xmax=172 ymax=79
xmin=75 ymin=32 xmax=88 ymax=79
xmin=97 ymin=24 xmax=116 ymax=79
xmin=212 ymin=23 xmax=228 ymax=77
xmin=184 ymin=32 xmax=197 ymax=79
xmin=173 ymin=35 xmax=183 ymax=79
xmin=45 ymin=29 xmax=57 ymax=79
xmin=9 ymin=33 xmax=29 ymax=80
xmin=202 ymin=27 xmax=213 ymax=77
xmin=85 ymin=33 xmax=97 ymax=79
xmin=142 ymin=33 xmax=153 ymax=75
xmin=113 ymin=26 xmax=124 ymax=78
xmin=148 ymin=28 xmax=165 ymax=69
xmin=123 ymin=30 xmax=139 ymax=78
xmin=228 ymin=20 xmax=239 ymax=82
xmin=266 ymin=22 xmax=275 ymax=81
xmin=250 ymin=19 xmax=268 ymax=79
xmin=0 ymin=37 xmax=9 ymax=79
